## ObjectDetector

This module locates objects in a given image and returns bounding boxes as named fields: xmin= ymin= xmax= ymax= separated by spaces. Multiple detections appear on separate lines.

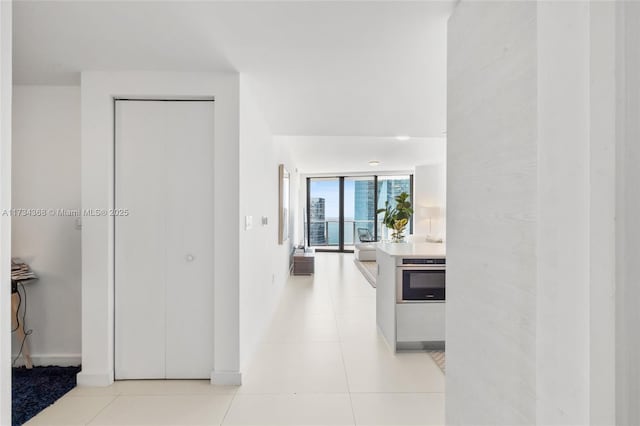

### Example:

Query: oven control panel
xmin=401 ymin=258 xmax=445 ymax=265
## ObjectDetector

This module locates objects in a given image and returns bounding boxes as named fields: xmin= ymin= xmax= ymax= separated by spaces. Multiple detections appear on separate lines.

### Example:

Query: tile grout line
xmin=84 ymin=392 xmax=121 ymax=425
xmin=326 ymin=254 xmax=359 ymax=426
xmin=218 ymin=388 xmax=240 ymax=426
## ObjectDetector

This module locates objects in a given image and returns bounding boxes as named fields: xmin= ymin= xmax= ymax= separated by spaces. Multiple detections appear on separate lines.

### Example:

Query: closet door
xmin=115 ymin=100 xmax=215 ymax=380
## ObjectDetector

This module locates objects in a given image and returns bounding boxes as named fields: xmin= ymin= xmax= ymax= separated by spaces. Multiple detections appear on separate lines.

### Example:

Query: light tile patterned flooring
xmin=26 ymin=253 xmax=445 ymax=425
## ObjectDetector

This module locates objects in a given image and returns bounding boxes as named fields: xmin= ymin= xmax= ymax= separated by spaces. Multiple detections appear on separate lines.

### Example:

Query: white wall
xmin=447 ymin=2 xmax=618 ymax=424
xmin=447 ymin=2 xmax=538 ymax=423
xmin=79 ymin=72 xmax=241 ymax=386
xmin=616 ymin=2 xmax=640 ymax=424
xmin=11 ymin=86 xmax=81 ymax=366
xmin=413 ymin=163 xmax=446 ymax=239
xmin=0 ymin=1 xmax=12 ymax=423
xmin=238 ymin=76 xmax=297 ymax=371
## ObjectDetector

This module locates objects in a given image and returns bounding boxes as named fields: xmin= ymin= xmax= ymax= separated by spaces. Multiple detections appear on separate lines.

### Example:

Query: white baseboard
xmin=211 ymin=370 xmax=242 ymax=385
xmin=11 ymin=353 xmax=81 ymax=367
xmin=76 ymin=370 xmax=114 ymax=387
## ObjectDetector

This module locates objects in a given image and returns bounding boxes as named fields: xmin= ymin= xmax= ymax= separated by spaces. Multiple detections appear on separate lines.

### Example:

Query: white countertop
xmin=376 ymin=242 xmax=446 ymax=258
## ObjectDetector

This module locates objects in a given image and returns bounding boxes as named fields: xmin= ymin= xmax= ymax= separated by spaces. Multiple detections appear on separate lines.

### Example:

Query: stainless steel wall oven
xmin=397 ymin=258 xmax=445 ymax=302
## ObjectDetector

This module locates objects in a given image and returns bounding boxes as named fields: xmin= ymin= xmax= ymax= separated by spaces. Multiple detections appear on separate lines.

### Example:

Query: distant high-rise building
xmin=354 ymin=180 xmax=376 ymax=238
xmin=377 ymin=177 xmax=412 ymax=236
xmin=310 ymin=197 xmax=326 ymax=245
xmin=377 ymin=178 xmax=411 ymax=208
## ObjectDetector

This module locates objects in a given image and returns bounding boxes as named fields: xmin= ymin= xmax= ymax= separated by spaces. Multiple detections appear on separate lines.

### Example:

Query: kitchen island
xmin=376 ymin=242 xmax=446 ymax=352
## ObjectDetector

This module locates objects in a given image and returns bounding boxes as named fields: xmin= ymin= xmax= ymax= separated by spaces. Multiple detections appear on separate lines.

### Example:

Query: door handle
xmin=186 ymin=254 xmax=195 ymax=262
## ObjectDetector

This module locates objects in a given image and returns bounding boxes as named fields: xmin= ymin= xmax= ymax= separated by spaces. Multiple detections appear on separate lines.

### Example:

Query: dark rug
xmin=12 ymin=365 xmax=81 ymax=426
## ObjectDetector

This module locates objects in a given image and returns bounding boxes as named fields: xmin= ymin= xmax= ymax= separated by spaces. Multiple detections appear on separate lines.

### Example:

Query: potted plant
xmin=376 ymin=192 xmax=414 ymax=242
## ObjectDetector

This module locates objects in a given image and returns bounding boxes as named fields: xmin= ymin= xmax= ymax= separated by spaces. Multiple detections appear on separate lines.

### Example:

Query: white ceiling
xmin=13 ymin=0 xmax=452 ymax=138
xmin=277 ymin=135 xmax=445 ymax=174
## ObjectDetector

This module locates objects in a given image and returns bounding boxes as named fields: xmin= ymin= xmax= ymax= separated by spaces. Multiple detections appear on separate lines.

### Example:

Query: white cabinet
xmin=396 ymin=303 xmax=446 ymax=342
xmin=376 ymin=252 xmax=397 ymax=350
xmin=114 ymin=100 xmax=215 ymax=380
xmin=376 ymin=244 xmax=446 ymax=351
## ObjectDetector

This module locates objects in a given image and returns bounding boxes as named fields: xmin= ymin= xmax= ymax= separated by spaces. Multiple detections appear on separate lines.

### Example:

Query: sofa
xmin=354 ymin=242 xmax=377 ymax=261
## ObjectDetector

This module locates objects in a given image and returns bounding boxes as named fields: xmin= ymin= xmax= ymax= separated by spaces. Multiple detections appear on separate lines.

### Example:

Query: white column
xmin=615 ymin=2 xmax=640 ymax=424
xmin=447 ymin=2 xmax=538 ymax=423
xmin=447 ymin=1 xmax=618 ymax=424
xmin=588 ymin=3 xmax=617 ymax=424
xmin=0 ymin=0 xmax=12 ymax=423
xmin=536 ymin=2 xmax=591 ymax=423
xmin=536 ymin=3 xmax=617 ymax=423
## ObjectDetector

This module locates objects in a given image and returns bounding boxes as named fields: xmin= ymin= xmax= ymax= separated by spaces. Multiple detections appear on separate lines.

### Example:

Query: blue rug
xmin=12 ymin=366 xmax=81 ymax=426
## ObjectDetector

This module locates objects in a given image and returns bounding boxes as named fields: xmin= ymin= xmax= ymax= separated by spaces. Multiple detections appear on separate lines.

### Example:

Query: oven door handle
xmin=397 ymin=267 xmax=446 ymax=270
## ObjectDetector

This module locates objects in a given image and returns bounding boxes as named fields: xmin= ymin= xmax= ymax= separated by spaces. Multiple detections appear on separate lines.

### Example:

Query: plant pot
xmin=390 ymin=227 xmax=407 ymax=243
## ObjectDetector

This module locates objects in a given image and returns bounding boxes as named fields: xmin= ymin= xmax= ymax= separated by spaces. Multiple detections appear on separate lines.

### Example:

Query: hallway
xmin=26 ymin=253 xmax=445 ymax=425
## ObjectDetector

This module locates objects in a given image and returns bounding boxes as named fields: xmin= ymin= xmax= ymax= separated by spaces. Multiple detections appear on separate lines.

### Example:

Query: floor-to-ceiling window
xmin=307 ymin=174 xmax=413 ymax=252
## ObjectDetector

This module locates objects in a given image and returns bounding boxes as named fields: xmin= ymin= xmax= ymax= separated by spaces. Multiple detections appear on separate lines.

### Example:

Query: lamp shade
xmin=424 ymin=206 xmax=443 ymax=219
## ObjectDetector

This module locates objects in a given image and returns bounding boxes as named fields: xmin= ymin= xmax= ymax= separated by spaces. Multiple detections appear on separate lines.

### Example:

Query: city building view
xmin=354 ymin=179 xmax=376 ymax=237
xmin=309 ymin=197 xmax=327 ymax=245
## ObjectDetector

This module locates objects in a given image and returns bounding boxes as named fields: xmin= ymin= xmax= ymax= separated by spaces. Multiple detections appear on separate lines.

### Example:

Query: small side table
xmin=293 ymin=248 xmax=315 ymax=275
xmin=11 ymin=280 xmax=33 ymax=369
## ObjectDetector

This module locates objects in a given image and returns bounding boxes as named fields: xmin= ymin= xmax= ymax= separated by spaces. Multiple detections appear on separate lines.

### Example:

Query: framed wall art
xmin=278 ymin=164 xmax=290 ymax=245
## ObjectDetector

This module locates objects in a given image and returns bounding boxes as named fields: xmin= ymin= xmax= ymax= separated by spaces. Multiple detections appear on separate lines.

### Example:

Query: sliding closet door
xmin=115 ymin=100 xmax=214 ymax=380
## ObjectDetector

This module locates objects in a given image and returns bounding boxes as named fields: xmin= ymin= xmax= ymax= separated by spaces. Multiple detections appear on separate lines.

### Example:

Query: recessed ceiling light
xmin=395 ymin=135 xmax=410 ymax=141
xmin=369 ymin=160 xmax=380 ymax=166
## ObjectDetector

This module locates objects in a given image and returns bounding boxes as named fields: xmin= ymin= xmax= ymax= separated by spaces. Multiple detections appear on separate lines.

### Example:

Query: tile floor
xmin=26 ymin=253 xmax=445 ymax=425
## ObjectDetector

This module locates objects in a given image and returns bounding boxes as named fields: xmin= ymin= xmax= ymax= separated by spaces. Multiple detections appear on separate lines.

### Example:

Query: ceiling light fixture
xmin=395 ymin=135 xmax=410 ymax=141
xmin=369 ymin=160 xmax=380 ymax=166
